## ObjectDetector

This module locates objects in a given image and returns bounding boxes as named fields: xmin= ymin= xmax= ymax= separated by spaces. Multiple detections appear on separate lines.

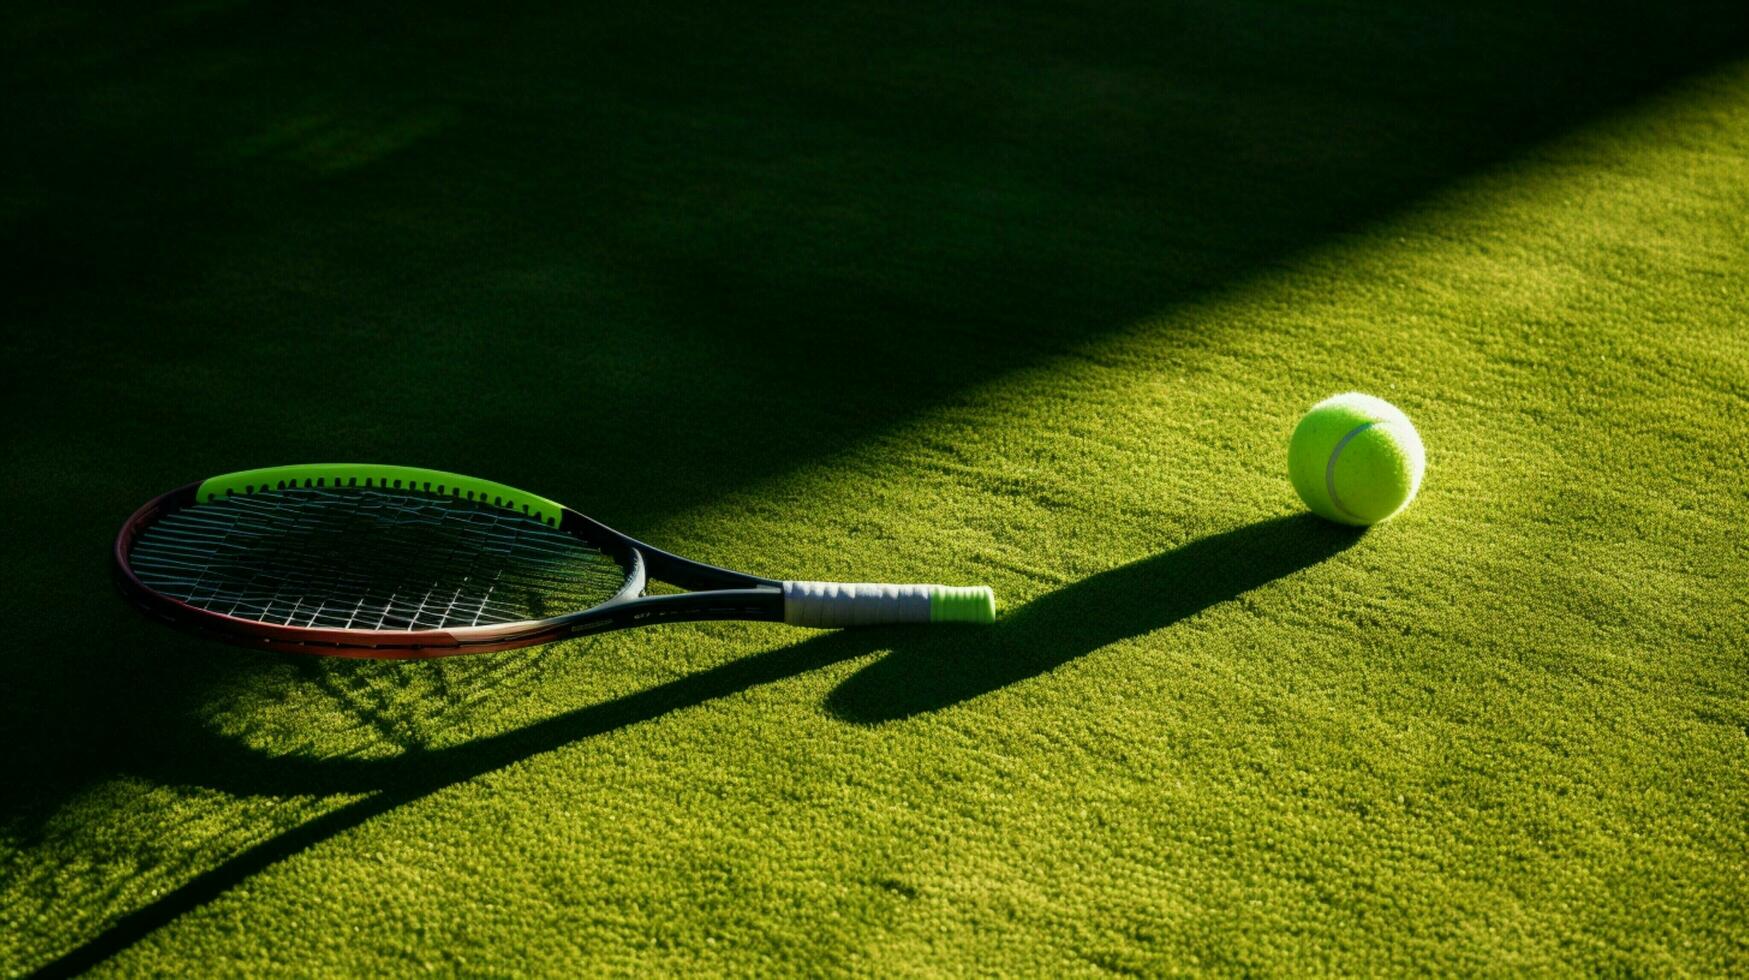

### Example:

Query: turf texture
xmin=3 ymin=1 xmax=1747 ymax=974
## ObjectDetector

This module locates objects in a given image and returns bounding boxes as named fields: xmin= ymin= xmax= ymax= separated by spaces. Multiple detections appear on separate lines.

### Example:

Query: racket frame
xmin=114 ymin=481 xmax=787 ymax=659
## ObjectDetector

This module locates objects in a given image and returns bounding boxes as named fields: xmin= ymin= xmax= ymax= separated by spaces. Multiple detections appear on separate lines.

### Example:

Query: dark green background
xmin=5 ymin=2 xmax=1746 ymax=973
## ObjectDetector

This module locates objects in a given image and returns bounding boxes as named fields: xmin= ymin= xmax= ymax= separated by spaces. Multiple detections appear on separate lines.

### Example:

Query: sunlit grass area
xmin=3 ymin=2 xmax=1746 ymax=974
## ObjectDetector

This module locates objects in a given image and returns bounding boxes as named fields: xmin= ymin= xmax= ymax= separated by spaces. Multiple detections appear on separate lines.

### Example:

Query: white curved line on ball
xmin=1325 ymin=422 xmax=1376 ymax=522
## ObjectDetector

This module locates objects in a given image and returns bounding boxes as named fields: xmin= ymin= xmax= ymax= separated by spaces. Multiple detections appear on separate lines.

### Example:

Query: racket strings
xmin=128 ymin=488 xmax=629 ymax=631
xmin=136 ymin=495 xmax=603 ymax=629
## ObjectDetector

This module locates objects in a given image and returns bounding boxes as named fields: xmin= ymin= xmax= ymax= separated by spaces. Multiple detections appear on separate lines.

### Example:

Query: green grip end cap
xmin=930 ymin=586 xmax=997 ymax=624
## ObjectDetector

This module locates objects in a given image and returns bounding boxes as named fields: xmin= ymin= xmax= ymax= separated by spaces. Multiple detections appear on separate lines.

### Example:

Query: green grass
xmin=4 ymin=1 xmax=1747 ymax=974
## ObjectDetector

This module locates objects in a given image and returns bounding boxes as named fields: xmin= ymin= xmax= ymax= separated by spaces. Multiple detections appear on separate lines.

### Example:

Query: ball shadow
xmin=825 ymin=513 xmax=1363 ymax=723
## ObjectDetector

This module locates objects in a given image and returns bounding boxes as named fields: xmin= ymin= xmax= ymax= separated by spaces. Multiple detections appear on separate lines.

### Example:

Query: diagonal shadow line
xmin=9 ymin=10 xmax=1748 ymax=973
xmin=9 ymin=6 xmax=1749 ymax=538
xmin=38 ymin=514 xmax=1354 ymax=976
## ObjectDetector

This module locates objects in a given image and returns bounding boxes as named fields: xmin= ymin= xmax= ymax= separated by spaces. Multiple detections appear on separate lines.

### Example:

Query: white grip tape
xmin=781 ymin=581 xmax=934 ymax=628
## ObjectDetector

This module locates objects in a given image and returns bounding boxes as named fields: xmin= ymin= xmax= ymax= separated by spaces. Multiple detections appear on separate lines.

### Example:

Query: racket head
xmin=115 ymin=465 xmax=647 ymax=658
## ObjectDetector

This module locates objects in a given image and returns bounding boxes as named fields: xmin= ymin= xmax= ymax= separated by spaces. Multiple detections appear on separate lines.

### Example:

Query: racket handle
xmin=781 ymin=581 xmax=996 ymax=628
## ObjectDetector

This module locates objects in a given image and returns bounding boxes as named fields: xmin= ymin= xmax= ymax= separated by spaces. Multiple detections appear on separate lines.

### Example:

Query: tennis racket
xmin=115 ymin=464 xmax=995 ymax=659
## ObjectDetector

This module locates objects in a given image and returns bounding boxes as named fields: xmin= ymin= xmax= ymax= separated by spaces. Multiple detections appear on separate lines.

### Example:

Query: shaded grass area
xmin=31 ymin=514 xmax=1360 ymax=975
xmin=4 ymin=0 xmax=1748 ymax=973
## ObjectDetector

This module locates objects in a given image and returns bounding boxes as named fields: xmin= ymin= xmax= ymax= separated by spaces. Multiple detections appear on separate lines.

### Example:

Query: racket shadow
xmin=40 ymin=631 xmax=882 ymax=976
xmin=822 ymin=513 xmax=1362 ymax=723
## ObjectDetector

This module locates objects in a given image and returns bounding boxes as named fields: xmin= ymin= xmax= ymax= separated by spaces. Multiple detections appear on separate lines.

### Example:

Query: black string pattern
xmin=128 ymin=488 xmax=629 ymax=630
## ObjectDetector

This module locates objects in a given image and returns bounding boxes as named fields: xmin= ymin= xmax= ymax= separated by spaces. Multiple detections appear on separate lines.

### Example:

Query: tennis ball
xmin=1288 ymin=392 xmax=1425 ymax=526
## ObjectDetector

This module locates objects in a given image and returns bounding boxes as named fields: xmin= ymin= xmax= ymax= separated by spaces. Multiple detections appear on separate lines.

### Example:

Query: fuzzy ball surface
xmin=1289 ymin=392 xmax=1425 ymax=526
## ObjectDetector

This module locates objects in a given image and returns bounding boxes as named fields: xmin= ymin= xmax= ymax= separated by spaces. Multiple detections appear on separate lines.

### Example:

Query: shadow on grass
xmin=825 ymin=514 xmax=1362 ymax=722
xmin=38 ymin=514 xmax=1355 ymax=976
xmin=10 ymin=1 xmax=1749 ymax=971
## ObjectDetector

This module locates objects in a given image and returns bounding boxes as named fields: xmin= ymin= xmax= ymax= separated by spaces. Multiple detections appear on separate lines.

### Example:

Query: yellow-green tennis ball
xmin=1288 ymin=392 xmax=1425 ymax=526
